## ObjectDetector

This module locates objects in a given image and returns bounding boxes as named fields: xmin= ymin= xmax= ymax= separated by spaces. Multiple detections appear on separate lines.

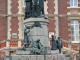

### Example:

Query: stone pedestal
xmin=6 ymin=55 xmax=58 ymax=60
xmin=51 ymin=50 xmax=59 ymax=54
xmin=58 ymin=54 xmax=66 ymax=60
xmin=24 ymin=18 xmax=49 ymax=47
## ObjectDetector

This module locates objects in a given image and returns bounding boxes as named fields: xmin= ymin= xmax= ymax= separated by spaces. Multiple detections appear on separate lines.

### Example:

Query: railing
xmin=10 ymin=41 xmax=18 ymax=47
xmin=0 ymin=39 xmax=23 ymax=50
xmin=61 ymin=39 xmax=80 ymax=60
xmin=0 ymin=42 xmax=6 ymax=49
xmin=0 ymin=57 xmax=4 ymax=60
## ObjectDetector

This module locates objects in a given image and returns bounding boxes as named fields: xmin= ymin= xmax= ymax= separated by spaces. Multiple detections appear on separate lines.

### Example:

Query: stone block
xmin=58 ymin=54 xmax=66 ymax=60
xmin=16 ymin=51 xmax=21 ymax=55
xmin=11 ymin=55 xmax=19 ymax=60
xmin=24 ymin=18 xmax=49 ymax=48
xmin=47 ymin=50 xmax=51 ymax=54
xmin=16 ymin=50 xmax=31 ymax=55
xmin=51 ymin=50 xmax=59 ymax=54
xmin=65 ymin=54 xmax=71 ymax=60
xmin=26 ymin=51 xmax=30 ymax=54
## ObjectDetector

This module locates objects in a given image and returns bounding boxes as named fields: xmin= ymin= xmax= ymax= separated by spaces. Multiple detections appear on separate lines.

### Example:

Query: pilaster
xmin=7 ymin=0 xmax=12 ymax=39
xmin=54 ymin=0 xmax=59 ymax=38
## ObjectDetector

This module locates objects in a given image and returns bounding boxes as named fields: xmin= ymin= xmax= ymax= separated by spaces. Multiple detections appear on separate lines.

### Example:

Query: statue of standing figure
xmin=24 ymin=0 xmax=32 ymax=20
xmin=24 ymin=0 xmax=46 ymax=20
xmin=51 ymin=35 xmax=57 ymax=50
xmin=56 ymin=36 xmax=63 ymax=54
xmin=22 ymin=23 xmax=35 ymax=51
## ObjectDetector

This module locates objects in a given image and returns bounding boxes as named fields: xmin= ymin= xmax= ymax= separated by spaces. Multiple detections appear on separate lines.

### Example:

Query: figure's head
xmin=51 ymin=35 xmax=54 ymax=37
xmin=36 ymin=39 xmax=40 ymax=42
xmin=58 ymin=36 xmax=61 ymax=39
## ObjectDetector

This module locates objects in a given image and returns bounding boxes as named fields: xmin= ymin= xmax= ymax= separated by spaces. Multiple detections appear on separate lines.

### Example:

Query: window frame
xmin=70 ymin=0 xmax=78 ymax=7
xmin=71 ymin=20 xmax=79 ymax=43
xmin=23 ymin=0 xmax=26 ymax=7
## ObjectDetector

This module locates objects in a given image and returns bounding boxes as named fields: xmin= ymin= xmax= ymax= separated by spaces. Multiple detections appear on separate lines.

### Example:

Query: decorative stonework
xmin=7 ymin=17 xmax=12 ymax=39
xmin=44 ymin=1 xmax=48 ymax=14
xmin=18 ymin=17 xmax=23 ymax=39
xmin=54 ymin=0 xmax=58 ymax=14
xmin=67 ymin=17 xmax=80 ymax=43
xmin=67 ymin=0 xmax=80 ymax=15
xmin=7 ymin=0 xmax=12 ymax=14
xmin=18 ymin=0 xmax=23 ymax=14
xmin=18 ymin=0 xmax=24 ymax=39
xmin=54 ymin=0 xmax=59 ymax=39
xmin=10 ymin=0 xmax=19 ymax=39
xmin=7 ymin=0 xmax=12 ymax=39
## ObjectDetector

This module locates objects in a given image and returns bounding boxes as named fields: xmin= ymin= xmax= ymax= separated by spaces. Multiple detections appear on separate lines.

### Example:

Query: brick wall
xmin=59 ymin=0 xmax=67 ymax=14
xmin=11 ymin=0 xmax=19 ymax=39
xmin=0 ymin=52 xmax=5 ymax=58
xmin=47 ymin=0 xmax=55 ymax=40
xmin=59 ymin=17 xmax=69 ymax=41
xmin=0 ymin=0 xmax=7 ymax=41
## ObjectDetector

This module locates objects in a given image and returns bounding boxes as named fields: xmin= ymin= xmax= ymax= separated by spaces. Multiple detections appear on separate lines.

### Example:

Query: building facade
xmin=0 ymin=0 xmax=80 ymax=60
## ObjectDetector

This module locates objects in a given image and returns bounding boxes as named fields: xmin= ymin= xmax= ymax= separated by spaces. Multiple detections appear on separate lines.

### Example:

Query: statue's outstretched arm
xmin=31 ymin=23 xmax=35 ymax=28
xmin=24 ymin=27 xmax=31 ymax=33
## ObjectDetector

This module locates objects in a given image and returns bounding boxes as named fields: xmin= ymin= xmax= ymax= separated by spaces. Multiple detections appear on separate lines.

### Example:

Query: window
xmin=23 ymin=0 xmax=26 ymax=6
xmin=71 ymin=20 xmax=79 ymax=42
xmin=70 ymin=0 xmax=78 ymax=7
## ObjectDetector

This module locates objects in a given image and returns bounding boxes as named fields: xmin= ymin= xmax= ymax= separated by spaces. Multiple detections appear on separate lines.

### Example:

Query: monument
xmin=5 ymin=0 xmax=71 ymax=60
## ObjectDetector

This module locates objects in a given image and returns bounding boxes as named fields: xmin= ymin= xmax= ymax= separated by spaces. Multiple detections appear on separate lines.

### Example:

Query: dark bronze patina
xmin=51 ymin=35 xmax=57 ymax=50
xmin=56 ymin=36 xmax=63 ymax=54
xmin=30 ymin=39 xmax=46 ymax=54
xmin=24 ymin=0 xmax=46 ymax=19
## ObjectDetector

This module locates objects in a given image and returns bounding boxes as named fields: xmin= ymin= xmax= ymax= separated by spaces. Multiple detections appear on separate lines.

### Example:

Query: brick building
xmin=0 ymin=0 xmax=80 ymax=60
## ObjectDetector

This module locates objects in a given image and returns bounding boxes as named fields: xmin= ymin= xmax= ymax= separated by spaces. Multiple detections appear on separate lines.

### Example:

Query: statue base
xmin=24 ymin=18 xmax=49 ymax=48
xmin=6 ymin=53 xmax=71 ymax=60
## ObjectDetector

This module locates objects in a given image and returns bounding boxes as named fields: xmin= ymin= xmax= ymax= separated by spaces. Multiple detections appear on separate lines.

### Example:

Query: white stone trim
xmin=54 ymin=17 xmax=59 ymax=39
xmin=6 ymin=41 xmax=9 ymax=48
xmin=7 ymin=0 xmax=12 ymax=39
xmin=18 ymin=0 xmax=24 ymax=40
xmin=18 ymin=17 xmax=24 ymax=39
xmin=7 ymin=0 xmax=12 ymax=14
xmin=70 ymin=6 xmax=79 ymax=9
xmin=54 ymin=0 xmax=59 ymax=38
xmin=54 ymin=0 xmax=58 ymax=14
xmin=18 ymin=41 xmax=21 ymax=47
xmin=7 ymin=17 xmax=12 ymax=39
xmin=44 ymin=1 xmax=48 ymax=14
xmin=18 ymin=0 xmax=23 ymax=14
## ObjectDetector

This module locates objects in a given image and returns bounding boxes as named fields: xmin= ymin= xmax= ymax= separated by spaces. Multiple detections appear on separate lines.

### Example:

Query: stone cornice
xmin=0 ymin=14 xmax=80 ymax=17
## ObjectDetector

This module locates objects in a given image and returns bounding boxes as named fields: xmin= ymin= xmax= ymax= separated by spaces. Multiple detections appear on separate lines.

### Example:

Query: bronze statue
xmin=30 ymin=39 xmax=45 ymax=54
xmin=39 ymin=0 xmax=46 ymax=14
xmin=51 ymin=35 xmax=57 ymax=50
xmin=24 ymin=0 xmax=46 ymax=19
xmin=56 ymin=36 xmax=63 ymax=54
xmin=21 ymin=22 xmax=42 ymax=51
xmin=22 ymin=23 xmax=35 ymax=50
xmin=24 ymin=0 xmax=32 ymax=20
